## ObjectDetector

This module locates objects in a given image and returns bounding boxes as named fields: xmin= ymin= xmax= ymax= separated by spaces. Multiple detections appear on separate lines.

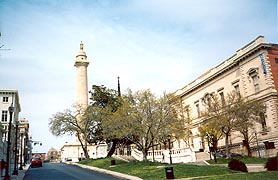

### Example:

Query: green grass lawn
xmin=207 ymin=156 xmax=268 ymax=164
xmin=78 ymin=157 xmax=277 ymax=180
xmin=194 ymin=171 xmax=278 ymax=180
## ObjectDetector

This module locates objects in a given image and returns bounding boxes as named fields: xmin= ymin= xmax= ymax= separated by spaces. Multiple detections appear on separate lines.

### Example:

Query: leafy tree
xmin=88 ymin=85 xmax=123 ymax=157
xmin=200 ymin=90 xmax=266 ymax=157
xmin=200 ymin=93 xmax=225 ymax=156
xmin=199 ymin=120 xmax=222 ymax=160
xmin=48 ymin=104 xmax=93 ymax=159
xmin=90 ymin=85 xmax=119 ymax=111
xmin=201 ymin=92 xmax=240 ymax=157
xmin=171 ymin=102 xmax=192 ymax=147
xmin=101 ymin=89 xmax=184 ymax=160
xmin=233 ymin=97 xmax=266 ymax=157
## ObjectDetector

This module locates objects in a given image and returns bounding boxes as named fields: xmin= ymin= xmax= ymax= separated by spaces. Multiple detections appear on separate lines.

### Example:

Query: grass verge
xmin=78 ymin=157 xmax=277 ymax=180
xmin=207 ymin=156 xmax=268 ymax=164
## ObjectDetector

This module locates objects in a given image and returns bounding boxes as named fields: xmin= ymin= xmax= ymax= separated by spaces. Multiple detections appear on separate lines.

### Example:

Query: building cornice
xmin=0 ymin=89 xmax=21 ymax=112
xmin=176 ymin=36 xmax=276 ymax=98
xmin=74 ymin=61 xmax=89 ymax=67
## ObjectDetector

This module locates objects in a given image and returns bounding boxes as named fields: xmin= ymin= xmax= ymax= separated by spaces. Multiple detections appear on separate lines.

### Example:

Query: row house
xmin=18 ymin=117 xmax=32 ymax=164
xmin=175 ymin=36 xmax=278 ymax=157
xmin=0 ymin=90 xmax=31 ymax=175
xmin=0 ymin=90 xmax=21 ymax=174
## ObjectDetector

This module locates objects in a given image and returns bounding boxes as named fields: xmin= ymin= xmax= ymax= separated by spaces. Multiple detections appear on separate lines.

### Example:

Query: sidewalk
xmin=11 ymin=164 xmax=30 ymax=180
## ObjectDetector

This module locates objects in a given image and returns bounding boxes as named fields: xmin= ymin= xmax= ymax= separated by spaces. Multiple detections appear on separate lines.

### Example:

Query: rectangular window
xmin=3 ymin=132 xmax=7 ymax=141
xmin=1 ymin=111 xmax=8 ymax=122
xmin=2 ymin=97 xmax=8 ymax=103
xmin=185 ymin=108 xmax=190 ymax=119
xmin=252 ymin=75 xmax=260 ymax=93
xmin=207 ymin=96 xmax=211 ymax=108
xmin=2 ymin=126 xmax=7 ymax=141
xmin=275 ymin=58 xmax=278 ymax=64
xmin=234 ymin=84 xmax=240 ymax=97
xmin=196 ymin=104 xmax=200 ymax=117
xmin=219 ymin=92 xmax=225 ymax=106
xmin=260 ymin=112 xmax=267 ymax=130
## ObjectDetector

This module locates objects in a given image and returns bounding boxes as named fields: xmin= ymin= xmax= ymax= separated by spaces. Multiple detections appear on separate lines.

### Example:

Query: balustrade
xmin=130 ymin=147 xmax=196 ymax=163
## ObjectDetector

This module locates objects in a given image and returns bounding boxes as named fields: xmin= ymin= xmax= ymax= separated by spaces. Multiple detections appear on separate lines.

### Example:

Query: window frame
xmin=195 ymin=103 xmax=200 ymax=117
xmin=231 ymin=79 xmax=240 ymax=97
xmin=2 ymin=97 xmax=8 ymax=103
xmin=1 ymin=110 xmax=8 ymax=122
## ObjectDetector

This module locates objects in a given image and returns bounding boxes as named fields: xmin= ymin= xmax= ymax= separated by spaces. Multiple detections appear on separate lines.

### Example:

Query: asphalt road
xmin=23 ymin=162 xmax=121 ymax=180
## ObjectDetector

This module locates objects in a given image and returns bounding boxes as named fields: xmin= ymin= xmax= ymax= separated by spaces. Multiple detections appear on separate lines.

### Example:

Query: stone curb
xmin=70 ymin=162 xmax=143 ymax=180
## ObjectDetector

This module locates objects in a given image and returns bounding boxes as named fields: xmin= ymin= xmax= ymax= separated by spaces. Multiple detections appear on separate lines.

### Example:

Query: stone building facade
xmin=0 ymin=90 xmax=21 ymax=173
xmin=175 ymin=36 xmax=278 ymax=157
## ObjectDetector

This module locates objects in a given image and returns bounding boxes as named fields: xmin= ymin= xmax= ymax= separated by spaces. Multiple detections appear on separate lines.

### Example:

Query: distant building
xmin=18 ymin=117 xmax=31 ymax=164
xmin=60 ymin=142 xmax=107 ymax=162
xmin=0 ymin=90 xmax=21 ymax=172
xmin=175 ymin=36 xmax=278 ymax=157
xmin=32 ymin=153 xmax=46 ymax=161
xmin=47 ymin=147 xmax=60 ymax=161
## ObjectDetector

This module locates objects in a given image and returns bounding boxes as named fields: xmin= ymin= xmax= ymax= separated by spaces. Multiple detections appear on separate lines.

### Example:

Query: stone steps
xmin=195 ymin=152 xmax=211 ymax=162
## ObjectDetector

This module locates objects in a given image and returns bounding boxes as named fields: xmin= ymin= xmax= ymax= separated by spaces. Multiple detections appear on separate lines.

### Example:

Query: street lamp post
xmin=255 ymin=131 xmax=261 ymax=158
xmin=18 ymin=132 xmax=24 ymax=170
xmin=12 ymin=121 xmax=19 ymax=175
xmin=3 ymin=105 xmax=14 ymax=180
xmin=23 ymin=136 xmax=26 ymax=166
xmin=168 ymin=136 xmax=172 ymax=164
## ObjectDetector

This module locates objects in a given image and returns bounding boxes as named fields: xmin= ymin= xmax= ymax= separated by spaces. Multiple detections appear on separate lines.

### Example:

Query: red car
xmin=31 ymin=157 xmax=42 ymax=167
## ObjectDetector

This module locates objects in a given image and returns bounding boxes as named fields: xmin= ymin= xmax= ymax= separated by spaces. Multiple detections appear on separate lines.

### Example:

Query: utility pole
xmin=12 ymin=121 xmax=19 ymax=175
xmin=3 ymin=105 xmax=14 ymax=180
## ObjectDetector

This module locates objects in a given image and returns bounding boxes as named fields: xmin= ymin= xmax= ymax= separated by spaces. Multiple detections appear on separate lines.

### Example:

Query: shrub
xmin=228 ymin=159 xmax=248 ymax=172
xmin=265 ymin=156 xmax=278 ymax=171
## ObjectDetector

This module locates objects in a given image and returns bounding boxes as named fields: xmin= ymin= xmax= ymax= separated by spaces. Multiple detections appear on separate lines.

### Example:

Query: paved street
xmin=22 ymin=162 xmax=121 ymax=180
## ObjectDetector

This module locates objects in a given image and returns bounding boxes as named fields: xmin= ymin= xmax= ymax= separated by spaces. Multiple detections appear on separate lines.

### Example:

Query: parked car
xmin=31 ymin=157 xmax=42 ymax=167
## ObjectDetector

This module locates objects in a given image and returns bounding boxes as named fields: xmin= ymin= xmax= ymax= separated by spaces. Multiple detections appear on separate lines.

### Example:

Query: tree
xmin=178 ymin=104 xmax=193 ymax=148
xmin=201 ymin=92 xmax=240 ymax=158
xmin=199 ymin=120 xmax=222 ymax=160
xmin=101 ymin=89 xmax=185 ymax=160
xmin=90 ymin=85 xmax=119 ymax=110
xmin=233 ymin=97 xmax=266 ymax=157
xmin=199 ymin=90 xmax=266 ymax=157
xmin=48 ymin=104 xmax=93 ymax=159
xmin=88 ymin=85 xmax=123 ymax=157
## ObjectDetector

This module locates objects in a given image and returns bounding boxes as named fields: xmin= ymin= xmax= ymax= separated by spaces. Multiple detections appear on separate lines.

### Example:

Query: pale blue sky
xmin=0 ymin=0 xmax=277 ymax=153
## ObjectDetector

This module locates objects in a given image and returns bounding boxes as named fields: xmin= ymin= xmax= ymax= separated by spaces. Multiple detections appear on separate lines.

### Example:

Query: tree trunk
xmin=142 ymin=148 xmax=148 ymax=161
xmin=77 ymin=133 xmax=90 ymax=159
xmin=225 ymin=133 xmax=229 ymax=158
xmin=246 ymin=141 xmax=252 ymax=157
xmin=107 ymin=139 xmax=119 ymax=157
xmin=80 ymin=142 xmax=89 ymax=159
xmin=213 ymin=139 xmax=218 ymax=152
xmin=243 ymin=131 xmax=252 ymax=157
